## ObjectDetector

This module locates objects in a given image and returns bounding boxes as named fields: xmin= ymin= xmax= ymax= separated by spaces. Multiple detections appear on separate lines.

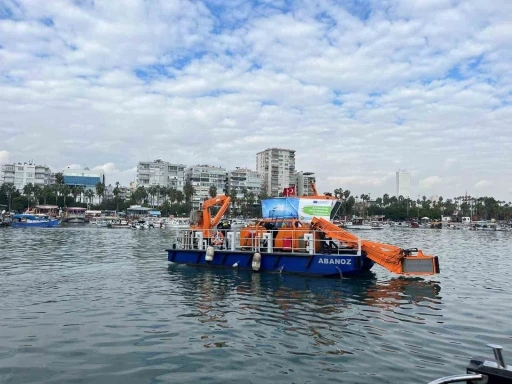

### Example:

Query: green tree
xmin=95 ymin=182 xmax=105 ymax=205
xmin=54 ymin=172 xmax=64 ymax=205
xmin=85 ymin=189 xmax=95 ymax=206
xmin=168 ymin=188 xmax=177 ymax=205
xmin=113 ymin=182 xmax=121 ymax=212
xmin=208 ymin=185 xmax=217 ymax=198
xmin=32 ymin=185 xmax=42 ymax=205
xmin=41 ymin=185 xmax=53 ymax=205
xmin=175 ymin=190 xmax=184 ymax=205
xmin=183 ymin=181 xmax=195 ymax=203
xmin=23 ymin=183 xmax=34 ymax=208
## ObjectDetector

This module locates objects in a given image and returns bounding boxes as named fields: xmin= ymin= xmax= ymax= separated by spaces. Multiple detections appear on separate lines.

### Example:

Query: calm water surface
xmin=1 ymin=227 xmax=511 ymax=383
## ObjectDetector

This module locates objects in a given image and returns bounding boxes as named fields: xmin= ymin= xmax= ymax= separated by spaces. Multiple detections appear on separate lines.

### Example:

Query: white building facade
xmin=136 ymin=159 xmax=186 ymax=191
xmin=227 ymin=168 xmax=261 ymax=199
xmin=256 ymin=148 xmax=296 ymax=197
xmin=1 ymin=162 xmax=52 ymax=191
xmin=185 ymin=165 xmax=227 ymax=210
xmin=396 ymin=170 xmax=411 ymax=198
xmin=294 ymin=171 xmax=316 ymax=196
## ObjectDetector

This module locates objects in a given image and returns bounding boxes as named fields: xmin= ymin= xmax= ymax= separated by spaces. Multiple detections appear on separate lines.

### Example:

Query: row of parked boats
xmin=338 ymin=218 xmax=512 ymax=231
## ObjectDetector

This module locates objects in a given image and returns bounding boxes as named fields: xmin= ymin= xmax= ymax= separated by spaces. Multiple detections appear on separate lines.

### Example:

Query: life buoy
xmin=211 ymin=231 xmax=224 ymax=246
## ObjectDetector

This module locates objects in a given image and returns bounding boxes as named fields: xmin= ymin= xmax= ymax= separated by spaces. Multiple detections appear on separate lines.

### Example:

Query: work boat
xmin=167 ymin=194 xmax=440 ymax=277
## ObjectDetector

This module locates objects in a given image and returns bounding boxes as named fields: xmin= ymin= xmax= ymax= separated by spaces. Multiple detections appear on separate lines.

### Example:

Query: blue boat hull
xmin=166 ymin=249 xmax=374 ymax=277
xmin=11 ymin=219 xmax=61 ymax=228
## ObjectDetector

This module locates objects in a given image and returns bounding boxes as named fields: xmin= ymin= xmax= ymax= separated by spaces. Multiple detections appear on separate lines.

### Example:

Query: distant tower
xmin=396 ymin=170 xmax=411 ymax=198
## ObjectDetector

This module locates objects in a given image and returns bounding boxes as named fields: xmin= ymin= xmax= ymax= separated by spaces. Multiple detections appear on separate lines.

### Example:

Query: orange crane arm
xmin=208 ymin=195 xmax=231 ymax=229
xmin=192 ymin=195 xmax=231 ymax=233
xmin=310 ymin=217 xmax=439 ymax=275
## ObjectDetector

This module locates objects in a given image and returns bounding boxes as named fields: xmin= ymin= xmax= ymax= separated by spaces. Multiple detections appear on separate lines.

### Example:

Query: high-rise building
xmin=136 ymin=159 xmax=186 ymax=191
xmin=185 ymin=165 xmax=227 ymax=210
xmin=226 ymin=168 xmax=261 ymax=198
xmin=396 ymin=170 xmax=411 ymax=198
xmin=62 ymin=167 xmax=105 ymax=190
xmin=1 ymin=161 xmax=52 ymax=191
xmin=256 ymin=148 xmax=296 ymax=197
xmin=294 ymin=171 xmax=316 ymax=196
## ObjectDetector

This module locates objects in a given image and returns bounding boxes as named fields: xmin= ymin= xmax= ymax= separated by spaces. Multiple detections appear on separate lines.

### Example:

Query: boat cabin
xmin=33 ymin=205 xmax=59 ymax=217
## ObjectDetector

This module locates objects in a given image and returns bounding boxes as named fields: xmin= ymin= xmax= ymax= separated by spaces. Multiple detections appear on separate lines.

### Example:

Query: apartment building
xmin=294 ymin=171 xmax=316 ymax=196
xmin=185 ymin=165 xmax=227 ymax=210
xmin=136 ymin=159 xmax=186 ymax=191
xmin=1 ymin=161 xmax=52 ymax=191
xmin=256 ymin=148 xmax=295 ymax=196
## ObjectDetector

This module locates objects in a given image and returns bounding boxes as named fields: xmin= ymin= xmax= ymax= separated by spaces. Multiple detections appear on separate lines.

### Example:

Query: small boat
xmin=471 ymin=220 xmax=497 ymax=231
xmin=428 ymin=344 xmax=512 ymax=384
xmin=131 ymin=220 xmax=150 ymax=230
xmin=344 ymin=218 xmax=372 ymax=230
xmin=371 ymin=221 xmax=385 ymax=230
xmin=62 ymin=207 xmax=87 ymax=224
xmin=165 ymin=218 xmax=190 ymax=230
xmin=107 ymin=219 xmax=130 ymax=229
xmin=166 ymin=193 xmax=440 ymax=278
xmin=0 ymin=211 xmax=12 ymax=227
xmin=11 ymin=214 xmax=60 ymax=228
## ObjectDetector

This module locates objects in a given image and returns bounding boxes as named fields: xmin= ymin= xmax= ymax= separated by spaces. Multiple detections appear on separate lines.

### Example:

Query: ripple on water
xmin=0 ymin=227 xmax=511 ymax=383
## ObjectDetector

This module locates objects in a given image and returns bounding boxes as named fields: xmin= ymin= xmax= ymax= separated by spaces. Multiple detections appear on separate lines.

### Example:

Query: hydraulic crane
xmin=190 ymin=195 xmax=231 ymax=238
xmin=311 ymin=217 xmax=440 ymax=275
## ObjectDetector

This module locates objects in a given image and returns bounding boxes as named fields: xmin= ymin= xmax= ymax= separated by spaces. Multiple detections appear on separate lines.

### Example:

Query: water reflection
xmin=167 ymin=265 xmax=442 ymax=350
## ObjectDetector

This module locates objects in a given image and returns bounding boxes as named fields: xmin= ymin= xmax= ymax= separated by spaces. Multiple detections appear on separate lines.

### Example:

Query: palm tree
xmin=32 ymin=185 xmax=42 ymax=205
xmin=168 ymin=188 xmax=177 ymax=205
xmin=76 ymin=186 xmax=85 ymax=203
xmin=183 ymin=181 xmax=195 ymax=203
xmin=23 ymin=183 xmax=34 ymax=209
xmin=175 ymin=190 xmax=184 ymax=205
xmin=208 ymin=185 xmax=217 ymax=198
xmin=85 ymin=189 xmax=95 ymax=206
xmin=113 ymin=182 xmax=121 ymax=212
xmin=41 ymin=185 xmax=53 ymax=205
xmin=334 ymin=188 xmax=343 ymax=199
xmin=159 ymin=186 xmax=168 ymax=203
xmin=60 ymin=185 xmax=71 ymax=207
xmin=148 ymin=185 xmax=159 ymax=207
xmin=95 ymin=182 xmax=105 ymax=205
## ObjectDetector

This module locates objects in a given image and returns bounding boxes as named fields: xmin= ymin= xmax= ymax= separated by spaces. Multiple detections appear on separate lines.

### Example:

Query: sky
xmin=1 ymin=0 xmax=511 ymax=200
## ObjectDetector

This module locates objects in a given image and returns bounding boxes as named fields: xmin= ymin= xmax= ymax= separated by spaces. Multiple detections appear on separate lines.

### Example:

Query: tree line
xmin=2 ymin=177 xmax=509 ymax=221
xmin=331 ymin=188 xmax=512 ymax=221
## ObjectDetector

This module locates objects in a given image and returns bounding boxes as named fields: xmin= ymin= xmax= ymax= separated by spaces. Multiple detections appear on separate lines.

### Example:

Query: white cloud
xmin=474 ymin=180 xmax=492 ymax=189
xmin=0 ymin=0 xmax=511 ymax=199
xmin=0 ymin=150 xmax=10 ymax=164
xmin=419 ymin=176 xmax=443 ymax=188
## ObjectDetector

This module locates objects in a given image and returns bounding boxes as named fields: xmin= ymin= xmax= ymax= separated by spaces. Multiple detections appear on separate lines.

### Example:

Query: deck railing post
xmin=357 ymin=238 xmax=361 ymax=256
xmin=262 ymin=232 xmax=272 ymax=253
xmin=227 ymin=232 xmax=236 ymax=251
xmin=195 ymin=231 xmax=204 ymax=250
xmin=304 ymin=233 xmax=314 ymax=255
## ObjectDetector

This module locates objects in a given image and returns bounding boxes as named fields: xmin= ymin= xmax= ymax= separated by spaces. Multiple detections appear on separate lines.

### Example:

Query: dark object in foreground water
xmin=429 ymin=344 xmax=512 ymax=384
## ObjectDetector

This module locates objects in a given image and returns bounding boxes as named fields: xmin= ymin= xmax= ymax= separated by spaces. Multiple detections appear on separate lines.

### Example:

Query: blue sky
xmin=0 ymin=0 xmax=511 ymax=199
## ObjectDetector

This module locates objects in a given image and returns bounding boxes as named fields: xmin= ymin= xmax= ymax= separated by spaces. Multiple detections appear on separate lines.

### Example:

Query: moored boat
xmin=62 ymin=207 xmax=87 ymax=224
xmin=11 ymin=214 xmax=60 ymax=228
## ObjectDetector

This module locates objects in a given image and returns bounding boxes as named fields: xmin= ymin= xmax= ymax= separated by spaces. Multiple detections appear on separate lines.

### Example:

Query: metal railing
xmin=173 ymin=229 xmax=362 ymax=256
